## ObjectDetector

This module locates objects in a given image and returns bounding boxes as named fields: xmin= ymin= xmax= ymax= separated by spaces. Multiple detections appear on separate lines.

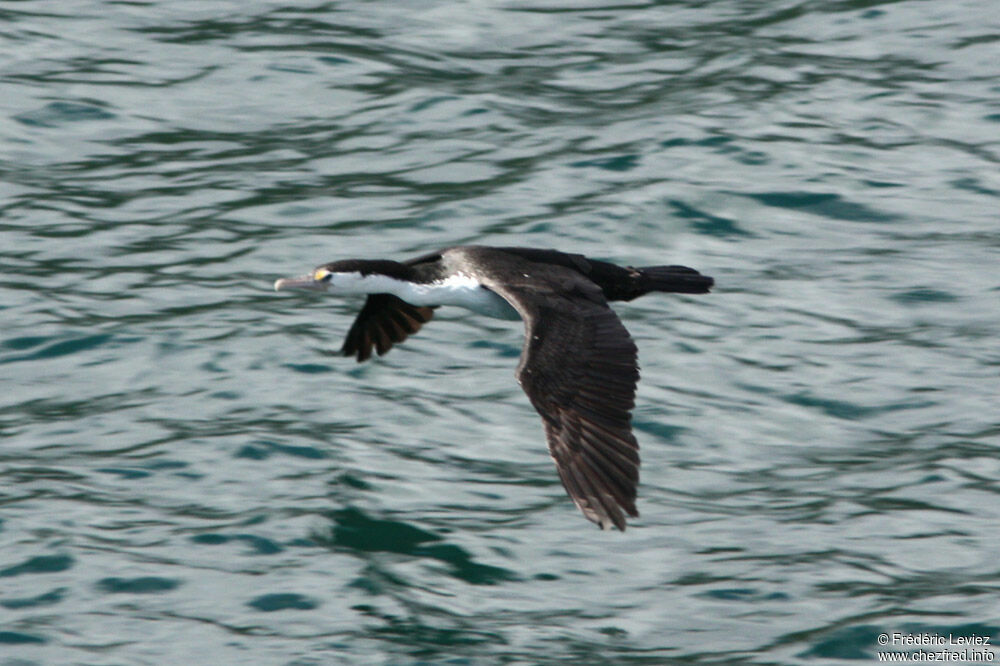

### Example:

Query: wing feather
xmin=479 ymin=273 xmax=642 ymax=531
xmin=341 ymin=294 xmax=435 ymax=362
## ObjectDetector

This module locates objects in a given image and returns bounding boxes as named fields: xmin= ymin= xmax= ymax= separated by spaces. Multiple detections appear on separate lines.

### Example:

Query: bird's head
xmin=273 ymin=265 xmax=337 ymax=292
xmin=274 ymin=260 xmax=409 ymax=295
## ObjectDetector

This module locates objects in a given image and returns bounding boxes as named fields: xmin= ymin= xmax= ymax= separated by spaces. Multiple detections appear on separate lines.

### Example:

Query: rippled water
xmin=3 ymin=0 xmax=999 ymax=663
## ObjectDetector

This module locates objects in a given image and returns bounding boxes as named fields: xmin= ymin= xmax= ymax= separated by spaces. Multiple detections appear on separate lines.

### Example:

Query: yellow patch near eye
xmin=313 ymin=268 xmax=330 ymax=281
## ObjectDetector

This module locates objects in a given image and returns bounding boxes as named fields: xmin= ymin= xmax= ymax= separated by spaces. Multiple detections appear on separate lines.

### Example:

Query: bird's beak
xmin=274 ymin=274 xmax=327 ymax=291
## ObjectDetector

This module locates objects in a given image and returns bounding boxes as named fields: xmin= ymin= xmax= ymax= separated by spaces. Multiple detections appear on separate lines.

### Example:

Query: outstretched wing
xmin=482 ymin=275 xmax=641 ymax=530
xmin=341 ymin=294 xmax=436 ymax=362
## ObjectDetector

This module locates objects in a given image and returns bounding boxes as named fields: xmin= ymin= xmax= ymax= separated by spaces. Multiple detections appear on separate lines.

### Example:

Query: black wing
xmin=341 ymin=294 xmax=436 ymax=362
xmin=482 ymin=275 xmax=641 ymax=530
xmin=340 ymin=251 xmax=445 ymax=362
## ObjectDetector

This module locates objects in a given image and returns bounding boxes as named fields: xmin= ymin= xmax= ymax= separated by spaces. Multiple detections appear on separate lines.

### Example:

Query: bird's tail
xmin=636 ymin=265 xmax=714 ymax=294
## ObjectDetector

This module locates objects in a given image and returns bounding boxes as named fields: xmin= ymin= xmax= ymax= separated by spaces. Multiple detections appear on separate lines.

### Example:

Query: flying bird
xmin=275 ymin=245 xmax=713 ymax=530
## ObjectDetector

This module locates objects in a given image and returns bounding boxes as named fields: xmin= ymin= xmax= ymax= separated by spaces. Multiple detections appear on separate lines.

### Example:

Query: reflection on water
xmin=2 ymin=0 xmax=999 ymax=662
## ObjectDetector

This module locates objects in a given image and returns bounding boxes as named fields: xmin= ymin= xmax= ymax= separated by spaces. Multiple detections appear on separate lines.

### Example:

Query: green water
xmin=2 ymin=1 xmax=999 ymax=664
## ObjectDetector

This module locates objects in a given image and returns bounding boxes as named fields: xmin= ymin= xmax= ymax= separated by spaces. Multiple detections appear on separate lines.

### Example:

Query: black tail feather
xmin=637 ymin=265 xmax=714 ymax=294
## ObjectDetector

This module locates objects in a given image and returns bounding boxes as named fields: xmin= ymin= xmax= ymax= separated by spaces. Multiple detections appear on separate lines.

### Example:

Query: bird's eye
xmin=313 ymin=269 xmax=332 ymax=282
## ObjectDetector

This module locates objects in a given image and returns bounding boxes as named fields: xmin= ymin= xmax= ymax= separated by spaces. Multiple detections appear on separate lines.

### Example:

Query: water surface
xmin=2 ymin=1 xmax=999 ymax=663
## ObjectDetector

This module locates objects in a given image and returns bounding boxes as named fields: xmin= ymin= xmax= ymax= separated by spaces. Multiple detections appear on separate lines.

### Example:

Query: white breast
xmin=393 ymin=273 xmax=520 ymax=320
